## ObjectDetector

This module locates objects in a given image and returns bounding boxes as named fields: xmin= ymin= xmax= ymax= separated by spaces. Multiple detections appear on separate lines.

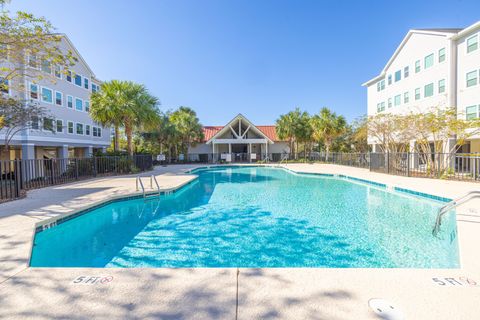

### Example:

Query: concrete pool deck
xmin=0 ymin=163 xmax=479 ymax=319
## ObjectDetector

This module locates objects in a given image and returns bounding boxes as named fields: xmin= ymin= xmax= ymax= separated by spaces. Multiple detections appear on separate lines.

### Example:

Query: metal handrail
xmin=137 ymin=175 xmax=161 ymax=199
xmin=280 ymin=154 xmax=289 ymax=165
xmin=136 ymin=176 xmax=146 ymax=198
xmin=152 ymin=175 xmax=160 ymax=195
xmin=432 ymin=190 xmax=480 ymax=236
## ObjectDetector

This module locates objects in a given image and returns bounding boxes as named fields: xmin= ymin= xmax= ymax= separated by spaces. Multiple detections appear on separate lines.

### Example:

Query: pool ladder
xmin=136 ymin=175 xmax=161 ymax=200
xmin=432 ymin=190 xmax=480 ymax=237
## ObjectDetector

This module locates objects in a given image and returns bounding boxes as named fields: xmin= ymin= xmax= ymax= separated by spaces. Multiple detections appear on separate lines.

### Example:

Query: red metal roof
xmin=201 ymin=125 xmax=281 ymax=142
xmin=202 ymin=126 xmax=223 ymax=141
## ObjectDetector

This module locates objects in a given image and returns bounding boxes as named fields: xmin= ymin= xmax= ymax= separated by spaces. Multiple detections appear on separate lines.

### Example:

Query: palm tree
xmin=169 ymin=106 xmax=204 ymax=157
xmin=90 ymin=80 xmax=159 ymax=155
xmin=276 ymin=108 xmax=310 ymax=158
xmin=123 ymin=83 xmax=159 ymax=155
xmin=90 ymin=80 xmax=125 ymax=151
xmin=310 ymin=107 xmax=347 ymax=160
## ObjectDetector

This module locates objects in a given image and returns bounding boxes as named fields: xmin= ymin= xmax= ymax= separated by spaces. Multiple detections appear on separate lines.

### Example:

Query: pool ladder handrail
xmin=280 ymin=154 xmax=289 ymax=165
xmin=432 ymin=190 xmax=480 ymax=236
xmin=136 ymin=175 xmax=161 ymax=199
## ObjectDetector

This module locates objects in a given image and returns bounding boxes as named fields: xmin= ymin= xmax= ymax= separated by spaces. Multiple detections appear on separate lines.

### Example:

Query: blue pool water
xmin=30 ymin=166 xmax=459 ymax=268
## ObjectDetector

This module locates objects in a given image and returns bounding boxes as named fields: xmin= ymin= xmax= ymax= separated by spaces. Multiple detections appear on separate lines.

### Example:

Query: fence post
xmin=13 ymin=160 xmax=21 ymax=198
xmin=407 ymin=152 xmax=410 ymax=177
xmin=368 ymin=152 xmax=372 ymax=171
xmin=93 ymin=157 xmax=98 ymax=177
xmin=75 ymin=158 xmax=79 ymax=180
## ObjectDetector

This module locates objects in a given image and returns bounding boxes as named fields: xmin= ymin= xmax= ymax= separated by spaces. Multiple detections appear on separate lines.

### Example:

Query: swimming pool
xmin=30 ymin=166 xmax=459 ymax=268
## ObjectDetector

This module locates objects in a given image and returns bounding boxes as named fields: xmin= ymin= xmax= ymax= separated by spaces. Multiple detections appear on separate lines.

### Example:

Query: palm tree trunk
xmin=125 ymin=124 xmax=134 ymax=156
xmin=114 ymin=125 xmax=120 ymax=152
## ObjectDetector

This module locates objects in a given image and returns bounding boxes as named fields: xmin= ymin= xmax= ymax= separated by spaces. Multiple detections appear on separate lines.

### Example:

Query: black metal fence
xmin=0 ymin=155 xmax=153 ymax=203
xmin=165 ymin=152 xmax=480 ymax=182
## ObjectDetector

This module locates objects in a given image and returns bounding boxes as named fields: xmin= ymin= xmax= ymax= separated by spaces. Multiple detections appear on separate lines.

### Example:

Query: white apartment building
xmin=0 ymin=34 xmax=110 ymax=160
xmin=363 ymin=21 xmax=480 ymax=153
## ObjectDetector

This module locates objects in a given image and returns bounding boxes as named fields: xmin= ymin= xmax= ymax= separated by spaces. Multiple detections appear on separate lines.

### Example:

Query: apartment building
xmin=0 ymin=34 xmax=110 ymax=160
xmin=363 ymin=21 xmax=480 ymax=153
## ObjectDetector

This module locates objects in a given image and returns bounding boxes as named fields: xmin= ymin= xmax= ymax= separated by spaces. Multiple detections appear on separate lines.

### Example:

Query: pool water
xmin=30 ymin=166 xmax=459 ymax=268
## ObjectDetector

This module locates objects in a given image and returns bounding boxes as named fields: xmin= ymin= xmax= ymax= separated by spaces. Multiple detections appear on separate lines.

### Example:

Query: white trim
xmin=206 ymin=114 xmax=274 ymax=144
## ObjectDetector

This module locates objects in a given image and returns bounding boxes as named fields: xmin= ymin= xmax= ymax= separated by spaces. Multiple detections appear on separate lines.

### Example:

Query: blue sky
xmin=8 ymin=0 xmax=480 ymax=125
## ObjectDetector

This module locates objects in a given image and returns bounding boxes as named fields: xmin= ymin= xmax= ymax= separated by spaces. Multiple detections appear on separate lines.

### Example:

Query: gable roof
xmin=56 ymin=33 xmax=99 ymax=81
xmin=201 ymin=125 xmax=280 ymax=142
xmin=201 ymin=114 xmax=284 ymax=143
xmin=362 ymin=28 xmax=460 ymax=87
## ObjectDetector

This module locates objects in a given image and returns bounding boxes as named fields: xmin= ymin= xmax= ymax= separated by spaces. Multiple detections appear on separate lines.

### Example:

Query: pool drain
xmin=368 ymin=298 xmax=404 ymax=320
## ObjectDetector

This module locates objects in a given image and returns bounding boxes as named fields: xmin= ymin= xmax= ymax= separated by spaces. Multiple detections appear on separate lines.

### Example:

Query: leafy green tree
xmin=310 ymin=107 xmax=347 ymax=159
xmin=0 ymin=2 xmax=76 ymax=92
xmin=169 ymin=106 xmax=204 ymax=156
xmin=90 ymin=80 xmax=159 ymax=155
xmin=276 ymin=108 xmax=310 ymax=157
xmin=0 ymin=96 xmax=52 ymax=154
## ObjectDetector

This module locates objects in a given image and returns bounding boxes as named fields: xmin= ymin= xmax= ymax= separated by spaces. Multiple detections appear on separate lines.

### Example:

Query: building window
xmin=84 ymin=78 xmax=89 ymax=90
xmin=404 ymin=66 xmax=409 ymax=78
xmin=54 ymin=65 xmax=62 ymax=79
xmin=84 ymin=101 xmax=90 ymax=112
xmin=376 ymin=79 xmax=385 ymax=91
xmin=43 ymin=117 xmax=54 ymax=131
xmin=394 ymin=94 xmax=401 ymax=106
xmin=74 ymin=74 xmax=82 ymax=86
xmin=85 ymin=125 xmax=91 ymax=135
xmin=415 ymin=88 xmax=421 ymax=100
xmin=92 ymin=83 xmax=99 ymax=93
xmin=467 ymin=35 xmax=478 ymax=53
xmin=29 ymin=83 xmax=38 ymax=99
xmin=76 ymin=123 xmax=84 ymax=135
xmin=41 ymin=60 xmax=52 ymax=74
xmin=466 ymin=70 xmax=478 ymax=87
xmin=415 ymin=60 xmax=421 ymax=73
xmin=424 ymin=83 xmax=434 ymax=98
xmin=404 ymin=91 xmax=409 ymax=104
xmin=388 ymin=75 xmax=392 ymax=85
xmin=67 ymin=121 xmax=74 ymax=134
xmin=394 ymin=70 xmax=401 ymax=82
xmin=438 ymin=79 xmax=446 ymax=93
xmin=388 ymin=98 xmax=392 ymax=108
xmin=439 ymin=48 xmax=446 ymax=63
xmin=56 ymin=119 xmax=63 ymax=133
xmin=67 ymin=95 xmax=73 ymax=108
xmin=466 ymin=105 xmax=478 ymax=120
xmin=75 ymin=98 xmax=83 ymax=111
xmin=31 ymin=116 xmax=39 ymax=130
xmin=55 ymin=91 xmax=63 ymax=106
xmin=93 ymin=126 xmax=102 ymax=137
xmin=66 ymin=70 xmax=72 ymax=82
xmin=424 ymin=54 xmax=434 ymax=69
xmin=41 ymin=87 xmax=53 ymax=104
